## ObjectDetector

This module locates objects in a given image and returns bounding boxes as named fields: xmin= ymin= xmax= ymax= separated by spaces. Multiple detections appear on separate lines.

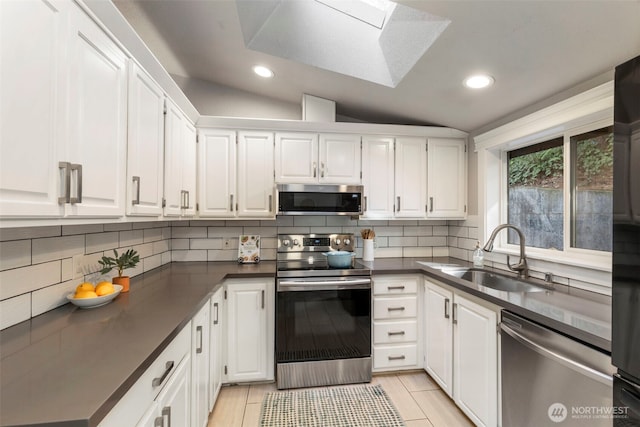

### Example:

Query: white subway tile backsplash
xmin=171 ymin=239 xmax=189 ymax=250
xmin=32 ymin=235 xmax=84 ymax=264
xmin=243 ymin=227 xmax=277 ymax=237
xmin=1 ymin=294 xmax=31 ymax=330
xmin=0 ymin=240 xmax=31 ymax=271
xmin=206 ymin=249 xmax=236 ymax=261
xmin=207 ymin=227 xmax=243 ymax=238
xmin=85 ymin=232 xmax=119 ymax=255
xmin=191 ymin=239 xmax=223 ymax=250
xmin=433 ymin=226 xmax=449 ymax=236
xmin=103 ymin=223 xmax=133 ymax=232
xmin=309 ymin=227 xmax=338 ymax=234
xmin=133 ymin=242 xmax=154 ymax=259
xmin=152 ymin=240 xmax=170 ymax=254
xmin=403 ymin=246 xmax=433 ymax=257
xmin=132 ymin=221 xmax=169 ymax=230
xmin=293 ymin=216 xmax=326 ymax=227
xmin=373 ymin=247 xmax=403 ymax=258
xmin=143 ymin=228 xmax=164 ymax=243
xmin=418 ymin=236 xmax=448 ymax=247
xmin=0 ymin=226 xmax=60 ymax=242
xmin=62 ymin=224 xmax=104 ymax=236
xmin=172 ymin=227 xmax=207 ymax=239
xmin=432 ymin=247 xmax=449 ymax=257
xmin=119 ymin=230 xmax=144 ymax=247
xmin=0 ymin=261 xmax=61 ymax=300
xmin=228 ymin=220 xmax=261 ymax=226
xmin=190 ymin=220 xmax=226 ymax=227
xmin=172 ymin=250 xmax=207 ymax=262
xmin=373 ymin=226 xmax=403 ymax=237
xmin=61 ymin=258 xmax=73 ymax=281
xmin=143 ymin=254 xmax=162 ymax=272
xmin=161 ymin=252 xmax=172 ymax=265
xmin=388 ymin=236 xmax=417 ymax=247
xmin=270 ymin=216 xmax=294 ymax=227
xmin=403 ymin=226 xmax=433 ymax=237
xmin=31 ymin=279 xmax=76 ymax=317
xmin=276 ymin=227 xmax=311 ymax=234
xmin=326 ymin=216 xmax=355 ymax=226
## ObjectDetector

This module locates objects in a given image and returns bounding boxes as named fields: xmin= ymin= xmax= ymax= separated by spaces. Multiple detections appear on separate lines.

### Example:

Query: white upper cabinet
xmin=0 ymin=0 xmax=68 ymax=217
xmin=164 ymin=99 xmax=196 ymax=217
xmin=361 ymin=136 xmax=395 ymax=218
xmin=427 ymin=138 xmax=467 ymax=219
xmin=198 ymin=129 xmax=274 ymax=219
xmin=275 ymin=132 xmax=318 ymax=183
xmin=394 ymin=137 xmax=427 ymax=217
xmin=275 ymin=132 xmax=361 ymax=184
xmin=237 ymin=131 xmax=275 ymax=218
xmin=126 ymin=64 xmax=165 ymax=216
xmin=318 ymin=134 xmax=361 ymax=184
xmin=1 ymin=0 xmax=127 ymax=219
xmin=65 ymin=4 xmax=127 ymax=217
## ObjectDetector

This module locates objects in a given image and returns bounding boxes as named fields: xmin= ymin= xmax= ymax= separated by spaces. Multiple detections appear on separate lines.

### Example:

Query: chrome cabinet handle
xmin=196 ymin=325 xmax=203 ymax=354
xmin=321 ymin=162 xmax=325 ymax=178
xmin=397 ymin=196 xmax=401 ymax=212
xmin=387 ymin=285 xmax=405 ymax=291
xmin=452 ymin=302 xmax=458 ymax=324
xmin=213 ymin=302 xmax=219 ymax=325
xmin=388 ymin=331 xmax=405 ymax=336
xmin=154 ymin=416 xmax=164 ymax=427
xmin=152 ymin=361 xmax=174 ymax=387
xmin=430 ymin=197 xmax=434 ymax=212
xmin=268 ymin=194 xmax=272 ymax=212
xmin=132 ymin=176 xmax=141 ymax=205
xmin=388 ymin=355 xmax=406 ymax=360
xmin=261 ymin=290 xmax=265 ymax=309
xmin=70 ymin=163 xmax=82 ymax=204
xmin=444 ymin=298 xmax=450 ymax=319
xmin=185 ymin=190 xmax=190 ymax=209
xmin=388 ymin=306 xmax=406 ymax=312
xmin=230 ymin=194 xmax=234 ymax=212
xmin=162 ymin=406 xmax=171 ymax=427
xmin=313 ymin=162 xmax=317 ymax=178
xmin=59 ymin=162 xmax=71 ymax=204
xmin=364 ymin=196 xmax=367 ymax=211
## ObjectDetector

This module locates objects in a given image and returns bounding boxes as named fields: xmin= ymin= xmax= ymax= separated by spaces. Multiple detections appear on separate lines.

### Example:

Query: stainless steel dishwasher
xmin=501 ymin=311 xmax=615 ymax=427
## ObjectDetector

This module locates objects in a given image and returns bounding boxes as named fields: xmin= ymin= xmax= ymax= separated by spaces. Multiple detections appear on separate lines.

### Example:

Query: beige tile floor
xmin=207 ymin=371 xmax=474 ymax=427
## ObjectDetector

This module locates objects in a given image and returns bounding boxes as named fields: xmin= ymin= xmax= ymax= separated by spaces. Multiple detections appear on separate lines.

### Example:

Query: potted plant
xmin=98 ymin=249 xmax=140 ymax=293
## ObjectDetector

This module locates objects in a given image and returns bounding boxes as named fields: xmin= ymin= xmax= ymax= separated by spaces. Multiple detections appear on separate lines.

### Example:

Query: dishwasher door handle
xmin=501 ymin=322 xmax=612 ymax=385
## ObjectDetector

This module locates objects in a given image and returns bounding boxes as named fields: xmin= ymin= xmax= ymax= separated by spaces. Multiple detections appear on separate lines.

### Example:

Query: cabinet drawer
xmin=373 ymin=296 xmax=417 ymax=319
xmin=373 ymin=320 xmax=417 ymax=344
xmin=98 ymin=322 xmax=191 ymax=427
xmin=373 ymin=277 xmax=419 ymax=295
xmin=373 ymin=345 xmax=418 ymax=370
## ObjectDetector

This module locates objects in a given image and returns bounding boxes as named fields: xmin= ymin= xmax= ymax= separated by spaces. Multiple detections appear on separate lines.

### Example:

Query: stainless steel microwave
xmin=276 ymin=184 xmax=363 ymax=216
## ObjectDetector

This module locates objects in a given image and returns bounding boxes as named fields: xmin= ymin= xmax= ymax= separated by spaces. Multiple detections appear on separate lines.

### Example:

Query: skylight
xmin=314 ymin=0 xmax=395 ymax=29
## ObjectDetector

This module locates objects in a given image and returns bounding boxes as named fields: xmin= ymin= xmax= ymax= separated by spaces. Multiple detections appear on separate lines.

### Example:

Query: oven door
xmin=276 ymin=277 xmax=371 ymax=364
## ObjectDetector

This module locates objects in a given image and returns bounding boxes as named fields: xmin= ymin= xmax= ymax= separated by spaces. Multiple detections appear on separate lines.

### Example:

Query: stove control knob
xmin=335 ymin=238 xmax=341 ymax=245
xmin=293 ymin=239 xmax=299 ymax=246
xmin=282 ymin=240 xmax=290 ymax=247
xmin=344 ymin=238 xmax=351 ymax=246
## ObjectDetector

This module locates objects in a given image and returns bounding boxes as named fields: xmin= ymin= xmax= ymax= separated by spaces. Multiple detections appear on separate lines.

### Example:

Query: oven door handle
xmin=278 ymin=279 xmax=371 ymax=291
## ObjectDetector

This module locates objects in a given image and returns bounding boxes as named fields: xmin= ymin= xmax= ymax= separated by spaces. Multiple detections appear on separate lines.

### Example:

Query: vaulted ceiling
xmin=114 ymin=0 xmax=640 ymax=132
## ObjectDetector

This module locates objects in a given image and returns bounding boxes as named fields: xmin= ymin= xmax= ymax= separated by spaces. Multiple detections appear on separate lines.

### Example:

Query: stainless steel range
xmin=275 ymin=233 xmax=372 ymax=389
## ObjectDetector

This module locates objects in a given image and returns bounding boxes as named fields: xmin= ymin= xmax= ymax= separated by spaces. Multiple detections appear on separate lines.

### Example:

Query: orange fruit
xmin=74 ymin=290 xmax=98 ymax=299
xmin=95 ymin=282 xmax=114 ymax=296
xmin=76 ymin=282 xmax=95 ymax=293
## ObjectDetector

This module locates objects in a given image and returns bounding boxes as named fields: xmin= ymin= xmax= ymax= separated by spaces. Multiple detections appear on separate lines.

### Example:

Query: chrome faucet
xmin=482 ymin=224 xmax=529 ymax=278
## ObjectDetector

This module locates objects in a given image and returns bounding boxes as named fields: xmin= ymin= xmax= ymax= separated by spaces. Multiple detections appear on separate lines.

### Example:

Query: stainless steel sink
xmin=441 ymin=268 xmax=550 ymax=293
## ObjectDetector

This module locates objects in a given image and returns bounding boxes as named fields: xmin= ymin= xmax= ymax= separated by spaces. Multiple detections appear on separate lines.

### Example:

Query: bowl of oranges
xmin=67 ymin=281 xmax=123 ymax=309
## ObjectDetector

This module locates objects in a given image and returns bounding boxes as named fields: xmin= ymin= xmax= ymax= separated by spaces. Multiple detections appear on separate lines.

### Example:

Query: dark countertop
xmin=0 ymin=262 xmax=275 ymax=427
xmin=363 ymin=257 xmax=611 ymax=353
xmin=0 ymin=257 xmax=611 ymax=426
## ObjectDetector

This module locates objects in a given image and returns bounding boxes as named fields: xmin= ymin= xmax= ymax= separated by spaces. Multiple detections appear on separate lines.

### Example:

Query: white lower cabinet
xmin=224 ymin=278 xmax=274 ymax=383
xmin=372 ymin=275 xmax=422 ymax=372
xmin=191 ymin=302 xmax=210 ymax=427
xmin=209 ymin=287 xmax=224 ymax=410
xmin=423 ymin=278 xmax=498 ymax=427
xmin=148 ymin=354 xmax=191 ymax=427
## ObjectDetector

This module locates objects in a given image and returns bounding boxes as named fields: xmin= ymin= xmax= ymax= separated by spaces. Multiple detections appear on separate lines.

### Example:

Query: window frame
xmin=475 ymin=82 xmax=613 ymax=290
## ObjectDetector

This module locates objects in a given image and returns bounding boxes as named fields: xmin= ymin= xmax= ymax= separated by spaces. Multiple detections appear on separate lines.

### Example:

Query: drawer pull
xmin=152 ymin=361 xmax=174 ymax=387
xmin=387 ymin=286 xmax=405 ymax=291
xmin=388 ymin=331 xmax=406 ymax=336
xmin=388 ymin=355 xmax=406 ymax=361
xmin=196 ymin=326 xmax=203 ymax=354
xmin=162 ymin=406 xmax=171 ymax=427
xmin=444 ymin=298 xmax=450 ymax=319
xmin=154 ymin=416 xmax=164 ymax=427
xmin=387 ymin=306 xmax=406 ymax=312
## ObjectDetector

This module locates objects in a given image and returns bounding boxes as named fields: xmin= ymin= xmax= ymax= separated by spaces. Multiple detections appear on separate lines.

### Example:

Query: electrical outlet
xmin=223 ymin=238 xmax=232 ymax=248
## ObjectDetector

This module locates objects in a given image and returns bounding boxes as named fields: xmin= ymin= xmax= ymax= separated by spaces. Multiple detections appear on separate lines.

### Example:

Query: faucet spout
xmin=482 ymin=224 xmax=529 ymax=278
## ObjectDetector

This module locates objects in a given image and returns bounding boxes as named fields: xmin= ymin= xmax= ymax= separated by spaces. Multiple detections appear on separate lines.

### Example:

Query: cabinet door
xmin=361 ymin=136 xmax=395 ymax=218
xmin=319 ymin=134 xmax=361 ymax=184
xmin=209 ymin=288 xmax=224 ymax=411
xmin=182 ymin=121 xmax=197 ymax=217
xmin=424 ymin=280 xmax=453 ymax=397
xmin=164 ymin=100 xmax=185 ymax=216
xmin=191 ymin=303 xmax=210 ymax=427
xmin=237 ymin=131 xmax=275 ymax=218
xmin=225 ymin=279 xmax=274 ymax=382
xmin=65 ymin=5 xmax=127 ymax=217
xmin=198 ymin=129 xmax=236 ymax=218
xmin=453 ymin=294 xmax=498 ymax=427
xmin=135 ymin=402 xmax=159 ymax=427
xmin=275 ymin=132 xmax=318 ymax=183
xmin=0 ymin=0 xmax=68 ymax=217
xmin=126 ymin=64 xmax=165 ymax=216
xmin=156 ymin=355 xmax=191 ymax=427
xmin=427 ymin=138 xmax=467 ymax=219
xmin=395 ymin=137 xmax=427 ymax=218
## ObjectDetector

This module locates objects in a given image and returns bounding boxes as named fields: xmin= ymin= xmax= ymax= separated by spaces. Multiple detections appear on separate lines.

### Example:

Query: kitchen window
xmin=506 ymin=126 xmax=613 ymax=253
xmin=475 ymin=82 xmax=613 ymax=285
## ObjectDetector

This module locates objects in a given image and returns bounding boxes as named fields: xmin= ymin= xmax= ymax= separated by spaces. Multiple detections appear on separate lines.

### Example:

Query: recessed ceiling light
xmin=253 ymin=65 xmax=274 ymax=78
xmin=463 ymin=74 xmax=494 ymax=89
